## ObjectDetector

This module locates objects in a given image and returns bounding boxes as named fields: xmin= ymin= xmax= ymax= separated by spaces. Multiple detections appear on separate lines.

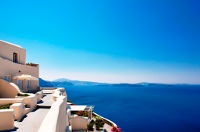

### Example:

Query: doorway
xmin=13 ymin=52 xmax=18 ymax=63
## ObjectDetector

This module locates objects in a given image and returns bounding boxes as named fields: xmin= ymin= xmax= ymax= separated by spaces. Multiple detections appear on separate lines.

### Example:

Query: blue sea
xmin=64 ymin=85 xmax=200 ymax=132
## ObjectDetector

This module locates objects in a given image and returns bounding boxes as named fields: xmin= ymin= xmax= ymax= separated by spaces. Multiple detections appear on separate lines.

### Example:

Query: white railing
xmin=93 ymin=112 xmax=117 ymax=127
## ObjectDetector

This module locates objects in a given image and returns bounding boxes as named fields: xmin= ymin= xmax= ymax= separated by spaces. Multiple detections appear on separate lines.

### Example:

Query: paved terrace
xmin=10 ymin=90 xmax=113 ymax=132
xmin=14 ymin=109 xmax=49 ymax=132
xmin=12 ymin=90 xmax=54 ymax=132
xmin=37 ymin=91 xmax=54 ymax=108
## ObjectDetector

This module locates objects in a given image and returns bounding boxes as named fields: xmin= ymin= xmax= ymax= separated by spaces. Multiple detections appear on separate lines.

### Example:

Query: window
xmin=13 ymin=52 xmax=18 ymax=63
xmin=16 ymin=80 xmax=23 ymax=90
xmin=5 ymin=75 xmax=11 ymax=82
xmin=26 ymin=80 xmax=30 ymax=88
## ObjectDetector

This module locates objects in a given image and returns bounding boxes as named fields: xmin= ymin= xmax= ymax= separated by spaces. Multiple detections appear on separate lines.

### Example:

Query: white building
xmin=0 ymin=40 xmax=116 ymax=132
xmin=0 ymin=40 xmax=39 ymax=92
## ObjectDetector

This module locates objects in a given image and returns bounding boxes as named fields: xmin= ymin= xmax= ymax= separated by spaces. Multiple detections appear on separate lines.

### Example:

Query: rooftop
xmin=0 ymin=40 xmax=23 ymax=49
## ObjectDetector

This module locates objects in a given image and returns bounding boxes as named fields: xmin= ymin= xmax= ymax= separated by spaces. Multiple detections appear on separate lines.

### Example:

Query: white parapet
xmin=38 ymin=94 xmax=67 ymax=132
xmin=0 ymin=109 xmax=15 ymax=131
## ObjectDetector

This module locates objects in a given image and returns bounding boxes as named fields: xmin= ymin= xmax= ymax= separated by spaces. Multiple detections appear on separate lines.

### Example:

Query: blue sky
xmin=0 ymin=0 xmax=200 ymax=84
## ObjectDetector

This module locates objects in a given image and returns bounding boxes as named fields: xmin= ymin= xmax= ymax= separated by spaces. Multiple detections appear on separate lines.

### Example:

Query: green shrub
xmin=76 ymin=111 xmax=88 ymax=117
xmin=93 ymin=116 xmax=102 ymax=120
xmin=26 ymin=62 xmax=38 ymax=67
xmin=87 ymin=123 xmax=94 ymax=131
xmin=17 ymin=93 xmax=29 ymax=97
xmin=90 ymin=119 xmax=95 ymax=125
xmin=0 ymin=103 xmax=12 ymax=109
xmin=67 ymin=100 xmax=72 ymax=103
xmin=87 ymin=120 xmax=95 ymax=131
xmin=95 ymin=118 xmax=105 ymax=130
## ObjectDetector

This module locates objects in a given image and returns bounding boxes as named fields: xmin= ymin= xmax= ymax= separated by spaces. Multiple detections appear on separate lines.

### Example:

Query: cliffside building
xmin=0 ymin=40 xmax=39 ymax=92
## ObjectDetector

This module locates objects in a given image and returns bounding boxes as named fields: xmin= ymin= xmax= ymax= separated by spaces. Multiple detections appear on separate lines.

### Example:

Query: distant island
xmin=39 ymin=78 xmax=198 ymax=87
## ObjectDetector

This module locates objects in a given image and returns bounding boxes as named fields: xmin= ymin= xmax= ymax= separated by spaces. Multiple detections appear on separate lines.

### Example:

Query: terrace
xmin=0 ymin=85 xmax=120 ymax=132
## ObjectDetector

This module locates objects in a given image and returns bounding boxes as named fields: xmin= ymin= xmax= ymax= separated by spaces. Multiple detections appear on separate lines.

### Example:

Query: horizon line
xmin=40 ymin=77 xmax=200 ymax=85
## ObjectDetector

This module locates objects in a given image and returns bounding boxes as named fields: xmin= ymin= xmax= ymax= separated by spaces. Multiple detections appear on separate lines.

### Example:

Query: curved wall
xmin=0 ymin=79 xmax=21 ymax=98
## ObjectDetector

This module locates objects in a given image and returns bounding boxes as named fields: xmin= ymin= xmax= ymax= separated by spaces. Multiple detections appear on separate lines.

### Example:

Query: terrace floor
xmin=14 ymin=108 xmax=49 ymax=132
xmin=37 ymin=94 xmax=54 ymax=108
xmin=8 ymin=89 xmax=113 ymax=132
xmin=10 ymin=90 xmax=53 ymax=132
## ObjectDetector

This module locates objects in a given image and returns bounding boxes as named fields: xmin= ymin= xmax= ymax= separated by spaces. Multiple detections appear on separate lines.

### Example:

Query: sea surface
xmin=64 ymin=85 xmax=200 ymax=132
